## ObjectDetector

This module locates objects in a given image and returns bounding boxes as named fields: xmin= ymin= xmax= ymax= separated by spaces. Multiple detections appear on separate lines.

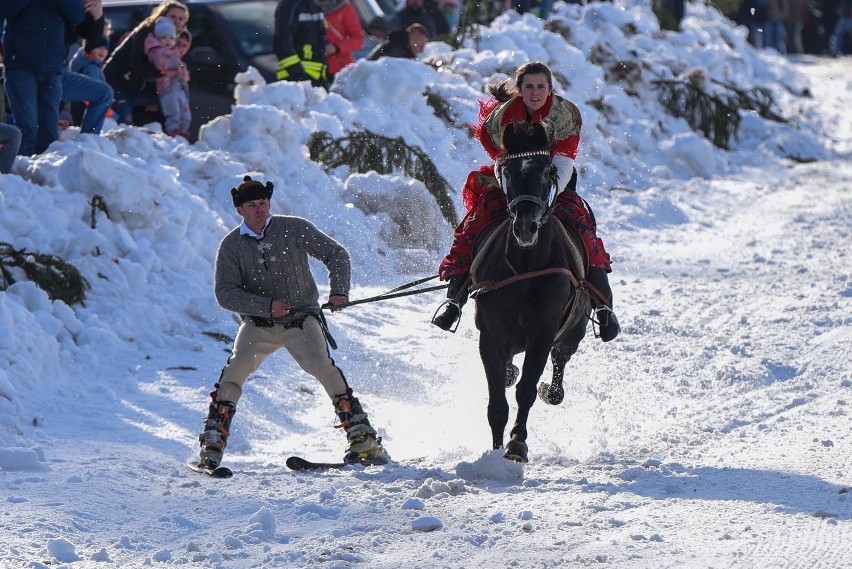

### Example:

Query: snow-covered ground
xmin=1 ymin=2 xmax=850 ymax=567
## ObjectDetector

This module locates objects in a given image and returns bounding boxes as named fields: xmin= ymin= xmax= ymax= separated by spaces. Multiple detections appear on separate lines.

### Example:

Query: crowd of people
xmin=3 ymin=0 xmax=845 ymax=171
xmin=0 ymin=0 xmax=459 ymax=167
xmin=734 ymin=0 xmax=852 ymax=55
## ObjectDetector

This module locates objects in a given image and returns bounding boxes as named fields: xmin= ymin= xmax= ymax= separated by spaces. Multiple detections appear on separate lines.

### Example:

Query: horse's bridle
xmin=497 ymin=150 xmax=559 ymax=221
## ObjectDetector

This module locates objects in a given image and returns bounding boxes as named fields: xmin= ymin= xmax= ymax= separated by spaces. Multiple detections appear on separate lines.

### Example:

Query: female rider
xmin=432 ymin=61 xmax=620 ymax=342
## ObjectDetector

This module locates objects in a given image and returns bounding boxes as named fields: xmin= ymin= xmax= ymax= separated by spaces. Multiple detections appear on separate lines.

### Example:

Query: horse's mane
xmin=500 ymin=121 xmax=553 ymax=155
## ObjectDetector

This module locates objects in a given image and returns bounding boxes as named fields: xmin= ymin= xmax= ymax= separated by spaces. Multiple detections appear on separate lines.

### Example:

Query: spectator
xmin=354 ymin=16 xmax=388 ymax=60
xmin=424 ymin=0 xmax=451 ymax=36
xmin=746 ymin=0 xmax=770 ymax=47
xmin=61 ymin=33 xmax=114 ymax=136
xmin=440 ymin=0 xmax=460 ymax=30
xmin=387 ymin=0 xmax=446 ymax=39
xmin=765 ymin=0 xmax=789 ymax=52
xmin=70 ymin=37 xmax=110 ymax=81
xmin=538 ymin=0 xmax=556 ymax=20
xmin=367 ymin=23 xmax=430 ymax=60
xmin=273 ymin=0 xmax=330 ymax=88
xmin=0 ymin=121 xmax=21 ymax=174
xmin=786 ymin=0 xmax=806 ymax=53
xmin=103 ymin=1 xmax=189 ymax=127
xmin=317 ymin=0 xmax=364 ymax=80
xmin=828 ymin=0 xmax=852 ymax=54
xmin=511 ymin=0 xmax=535 ymax=15
xmin=2 ymin=0 xmax=104 ymax=156
xmin=0 ymin=42 xmax=22 ymax=174
xmin=144 ymin=17 xmax=191 ymax=138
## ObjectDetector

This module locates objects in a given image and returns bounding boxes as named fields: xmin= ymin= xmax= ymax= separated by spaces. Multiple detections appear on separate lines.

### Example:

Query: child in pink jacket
xmin=144 ymin=17 xmax=191 ymax=138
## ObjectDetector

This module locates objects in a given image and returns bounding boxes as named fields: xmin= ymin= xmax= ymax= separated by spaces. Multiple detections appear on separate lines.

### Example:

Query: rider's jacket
xmin=273 ymin=0 xmax=329 ymax=86
xmin=478 ymin=93 xmax=582 ymax=164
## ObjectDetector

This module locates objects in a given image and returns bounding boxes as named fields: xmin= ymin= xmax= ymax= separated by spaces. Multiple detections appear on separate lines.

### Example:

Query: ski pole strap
xmin=290 ymin=306 xmax=338 ymax=350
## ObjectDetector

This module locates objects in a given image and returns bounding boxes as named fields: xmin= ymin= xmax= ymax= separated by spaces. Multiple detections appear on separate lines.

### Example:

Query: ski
xmin=285 ymin=455 xmax=389 ymax=471
xmin=286 ymin=456 xmax=350 ymax=471
xmin=187 ymin=461 xmax=233 ymax=479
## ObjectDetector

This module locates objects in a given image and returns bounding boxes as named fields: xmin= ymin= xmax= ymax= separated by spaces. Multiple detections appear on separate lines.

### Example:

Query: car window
xmin=209 ymin=1 xmax=277 ymax=57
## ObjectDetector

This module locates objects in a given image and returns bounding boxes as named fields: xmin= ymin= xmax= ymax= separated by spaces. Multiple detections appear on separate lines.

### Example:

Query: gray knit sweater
xmin=214 ymin=215 xmax=351 ymax=324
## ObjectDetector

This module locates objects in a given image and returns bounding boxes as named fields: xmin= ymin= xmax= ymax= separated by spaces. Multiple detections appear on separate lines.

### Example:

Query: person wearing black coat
xmin=366 ymin=23 xmax=429 ymax=60
xmin=273 ymin=0 xmax=329 ymax=88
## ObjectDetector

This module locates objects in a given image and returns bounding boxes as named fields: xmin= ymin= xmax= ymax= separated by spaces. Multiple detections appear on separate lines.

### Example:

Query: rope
xmin=319 ymin=276 xmax=447 ymax=310
xmin=289 ymin=275 xmax=449 ymax=349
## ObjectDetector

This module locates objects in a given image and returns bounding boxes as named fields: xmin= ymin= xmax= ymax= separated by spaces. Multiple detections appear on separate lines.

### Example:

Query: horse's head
xmin=497 ymin=121 xmax=557 ymax=248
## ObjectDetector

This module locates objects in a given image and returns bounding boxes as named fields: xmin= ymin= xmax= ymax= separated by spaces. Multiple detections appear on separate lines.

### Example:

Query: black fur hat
xmin=231 ymin=175 xmax=274 ymax=207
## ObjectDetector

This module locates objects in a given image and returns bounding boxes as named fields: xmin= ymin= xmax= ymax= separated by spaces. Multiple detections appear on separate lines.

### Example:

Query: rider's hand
xmin=328 ymin=295 xmax=348 ymax=312
xmin=270 ymin=299 xmax=291 ymax=318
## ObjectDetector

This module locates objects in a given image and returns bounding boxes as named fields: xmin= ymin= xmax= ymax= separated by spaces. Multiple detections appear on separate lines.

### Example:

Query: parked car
xmin=102 ymin=0 xmax=389 ymax=139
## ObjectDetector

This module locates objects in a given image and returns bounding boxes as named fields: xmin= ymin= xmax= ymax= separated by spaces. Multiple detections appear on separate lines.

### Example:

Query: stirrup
xmin=431 ymin=300 xmax=461 ymax=333
xmin=593 ymin=306 xmax=620 ymax=342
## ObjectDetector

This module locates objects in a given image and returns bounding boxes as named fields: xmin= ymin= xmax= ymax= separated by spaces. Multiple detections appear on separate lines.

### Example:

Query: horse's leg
xmin=538 ymin=346 xmax=571 ymax=405
xmin=479 ymin=340 xmax=510 ymax=450
xmin=504 ymin=340 xmax=552 ymax=463
xmin=506 ymin=360 xmax=519 ymax=387
xmin=538 ymin=316 xmax=589 ymax=405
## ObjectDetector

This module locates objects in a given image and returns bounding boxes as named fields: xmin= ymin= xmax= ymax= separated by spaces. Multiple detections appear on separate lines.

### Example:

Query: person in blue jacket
xmin=1 ymin=0 xmax=105 ymax=155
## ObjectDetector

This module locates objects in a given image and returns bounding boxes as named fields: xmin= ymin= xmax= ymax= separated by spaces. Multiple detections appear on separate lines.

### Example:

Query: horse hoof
xmin=537 ymin=382 xmax=564 ymax=405
xmin=503 ymin=439 xmax=528 ymax=463
xmin=506 ymin=363 xmax=519 ymax=387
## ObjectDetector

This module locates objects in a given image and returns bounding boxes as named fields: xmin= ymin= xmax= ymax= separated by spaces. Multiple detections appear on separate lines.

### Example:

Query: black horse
xmin=469 ymin=121 xmax=591 ymax=463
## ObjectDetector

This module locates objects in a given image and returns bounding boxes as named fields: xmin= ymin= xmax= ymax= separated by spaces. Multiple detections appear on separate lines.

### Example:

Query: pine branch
xmin=308 ymin=130 xmax=459 ymax=226
xmin=0 ymin=242 xmax=90 ymax=306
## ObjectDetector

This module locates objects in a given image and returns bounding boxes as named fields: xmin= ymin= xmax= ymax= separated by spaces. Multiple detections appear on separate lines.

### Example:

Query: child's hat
xmin=154 ymin=16 xmax=177 ymax=39
xmin=84 ymin=37 xmax=110 ymax=53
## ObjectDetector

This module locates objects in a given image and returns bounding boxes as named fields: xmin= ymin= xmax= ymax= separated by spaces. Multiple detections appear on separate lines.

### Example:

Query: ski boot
xmin=333 ymin=390 xmax=389 ymax=465
xmin=587 ymin=266 xmax=620 ymax=342
xmin=198 ymin=395 xmax=236 ymax=469
xmin=431 ymin=274 xmax=469 ymax=332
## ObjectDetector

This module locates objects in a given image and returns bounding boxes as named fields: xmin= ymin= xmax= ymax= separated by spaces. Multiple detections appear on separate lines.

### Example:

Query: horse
xmin=469 ymin=121 xmax=592 ymax=463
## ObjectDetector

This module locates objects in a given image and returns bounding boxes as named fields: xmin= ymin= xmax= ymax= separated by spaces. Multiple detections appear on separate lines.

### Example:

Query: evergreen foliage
xmin=308 ymin=130 xmax=459 ymax=226
xmin=0 ymin=242 xmax=90 ymax=306
xmin=425 ymin=89 xmax=462 ymax=129
xmin=653 ymin=75 xmax=785 ymax=149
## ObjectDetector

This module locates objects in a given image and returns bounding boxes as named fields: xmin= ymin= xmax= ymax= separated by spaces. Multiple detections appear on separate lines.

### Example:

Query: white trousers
xmin=215 ymin=316 xmax=348 ymax=404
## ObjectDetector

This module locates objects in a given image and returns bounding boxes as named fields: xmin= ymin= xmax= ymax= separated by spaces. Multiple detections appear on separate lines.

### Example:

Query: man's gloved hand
xmin=328 ymin=295 xmax=349 ymax=312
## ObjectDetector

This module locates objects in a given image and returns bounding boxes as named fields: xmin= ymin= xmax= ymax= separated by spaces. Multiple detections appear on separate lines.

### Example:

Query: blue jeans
xmin=111 ymin=87 xmax=159 ymax=125
xmin=61 ymin=69 xmax=114 ymax=135
xmin=0 ymin=123 xmax=22 ymax=173
xmin=4 ymin=67 xmax=63 ymax=156
xmin=763 ymin=20 xmax=786 ymax=53
xmin=829 ymin=18 xmax=852 ymax=54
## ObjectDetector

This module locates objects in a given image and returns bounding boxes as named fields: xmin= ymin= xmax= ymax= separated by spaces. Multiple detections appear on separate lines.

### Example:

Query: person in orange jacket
xmin=317 ymin=0 xmax=364 ymax=80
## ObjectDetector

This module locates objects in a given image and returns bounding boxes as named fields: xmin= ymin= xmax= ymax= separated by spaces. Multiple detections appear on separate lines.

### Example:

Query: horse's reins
xmin=289 ymin=275 xmax=449 ymax=349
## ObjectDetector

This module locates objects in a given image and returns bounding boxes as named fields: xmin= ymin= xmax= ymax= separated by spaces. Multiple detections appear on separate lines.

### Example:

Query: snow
xmin=1 ymin=1 xmax=851 ymax=567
